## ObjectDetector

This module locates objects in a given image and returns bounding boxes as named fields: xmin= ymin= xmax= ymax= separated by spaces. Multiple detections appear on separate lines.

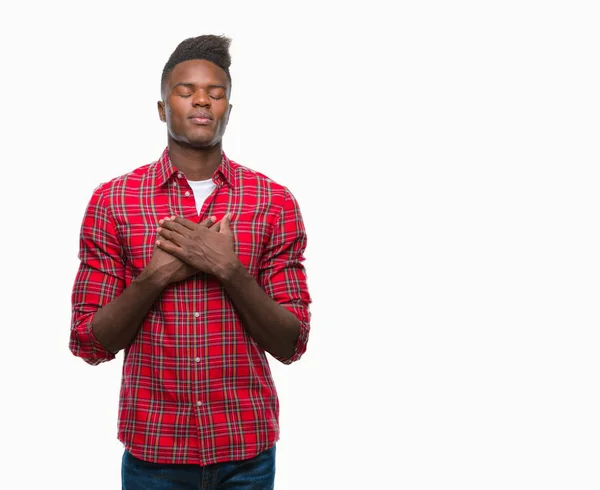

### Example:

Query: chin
xmin=169 ymin=125 xmax=224 ymax=148
xmin=188 ymin=137 xmax=220 ymax=149
xmin=171 ymin=132 xmax=218 ymax=149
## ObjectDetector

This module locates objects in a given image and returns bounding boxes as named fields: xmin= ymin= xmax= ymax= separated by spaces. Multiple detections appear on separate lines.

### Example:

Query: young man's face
xmin=158 ymin=59 xmax=232 ymax=148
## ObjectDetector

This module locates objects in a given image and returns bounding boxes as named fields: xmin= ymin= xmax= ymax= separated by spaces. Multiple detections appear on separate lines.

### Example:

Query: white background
xmin=1 ymin=1 xmax=599 ymax=488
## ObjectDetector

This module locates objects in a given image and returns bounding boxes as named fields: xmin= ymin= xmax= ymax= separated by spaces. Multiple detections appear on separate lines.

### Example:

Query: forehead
xmin=167 ymin=59 xmax=230 ymax=90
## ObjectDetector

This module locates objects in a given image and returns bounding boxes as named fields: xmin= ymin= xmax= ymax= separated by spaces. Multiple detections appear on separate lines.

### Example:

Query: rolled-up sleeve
xmin=70 ymin=186 xmax=125 ymax=365
xmin=259 ymin=189 xmax=312 ymax=364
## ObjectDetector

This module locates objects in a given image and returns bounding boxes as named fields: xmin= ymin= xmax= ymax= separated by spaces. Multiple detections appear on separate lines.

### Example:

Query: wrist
xmin=137 ymin=267 xmax=170 ymax=291
xmin=217 ymin=256 xmax=244 ymax=285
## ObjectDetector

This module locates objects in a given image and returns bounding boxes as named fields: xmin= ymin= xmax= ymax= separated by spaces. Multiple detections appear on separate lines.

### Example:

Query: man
xmin=70 ymin=34 xmax=311 ymax=489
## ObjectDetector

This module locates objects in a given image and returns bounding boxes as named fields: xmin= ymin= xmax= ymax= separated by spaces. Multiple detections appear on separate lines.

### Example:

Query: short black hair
xmin=161 ymin=34 xmax=232 ymax=97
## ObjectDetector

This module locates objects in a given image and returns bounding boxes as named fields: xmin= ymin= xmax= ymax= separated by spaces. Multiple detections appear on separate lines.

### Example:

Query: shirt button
xmin=177 ymin=172 xmax=183 ymax=178
xmin=194 ymin=312 xmax=200 ymax=318
xmin=195 ymin=357 xmax=201 ymax=363
xmin=197 ymin=401 xmax=203 ymax=407
xmin=185 ymin=191 xmax=191 ymax=197
xmin=172 ymin=181 xmax=177 ymax=187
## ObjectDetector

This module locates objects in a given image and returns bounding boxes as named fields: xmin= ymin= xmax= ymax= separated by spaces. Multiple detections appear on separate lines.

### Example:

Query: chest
xmin=112 ymin=183 xmax=275 ymax=279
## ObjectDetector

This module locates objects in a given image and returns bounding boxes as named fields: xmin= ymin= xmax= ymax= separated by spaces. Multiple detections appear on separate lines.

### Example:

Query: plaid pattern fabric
xmin=70 ymin=148 xmax=311 ymax=465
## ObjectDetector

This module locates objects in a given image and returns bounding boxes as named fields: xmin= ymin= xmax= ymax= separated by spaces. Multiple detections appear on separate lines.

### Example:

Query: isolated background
xmin=1 ymin=1 xmax=599 ymax=488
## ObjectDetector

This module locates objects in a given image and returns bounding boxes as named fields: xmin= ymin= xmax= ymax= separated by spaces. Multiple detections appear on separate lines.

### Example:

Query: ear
xmin=157 ymin=101 xmax=166 ymax=122
xmin=224 ymin=103 xmax=233 ymax=125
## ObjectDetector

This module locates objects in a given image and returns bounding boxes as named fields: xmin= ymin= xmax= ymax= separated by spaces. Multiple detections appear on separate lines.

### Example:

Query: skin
xmin=92 ymin=59 xmax=300 ymax=359
xmin=158 ymin=59 xmax=232 ymax=180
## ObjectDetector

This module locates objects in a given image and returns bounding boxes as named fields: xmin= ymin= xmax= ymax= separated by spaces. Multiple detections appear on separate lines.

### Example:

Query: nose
xmin=192 ymin=90 xmax=210 ymax=107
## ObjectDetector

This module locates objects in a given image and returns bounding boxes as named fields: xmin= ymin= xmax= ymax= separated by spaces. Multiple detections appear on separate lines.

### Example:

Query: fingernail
xmin=158 ymin=219 xmax=164 ymax=225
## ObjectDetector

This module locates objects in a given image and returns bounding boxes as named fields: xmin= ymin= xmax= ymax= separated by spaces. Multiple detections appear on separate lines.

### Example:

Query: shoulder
xmin=228 ymin=159 xmax=297 ymax=206
xmin=89 ymin=162 xmax=155 ymax=205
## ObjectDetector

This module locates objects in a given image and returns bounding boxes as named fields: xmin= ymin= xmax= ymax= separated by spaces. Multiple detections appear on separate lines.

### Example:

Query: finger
xmin=156 ymin=238 xmax=184 ymax=258
xmin=219 ymin=213 xmax=232 ymax=234
xmin=159 ymin=220 xmax=190 ymax=237
xmin=157 ymin=227 xmax=183 ymax=246
xmin=172 ymin=216 xmax=206 ymax=230
xmin=198 ymin=216 xmax=217 ymax=228
xmin=212 ymin=220 xmax=222 ymax=232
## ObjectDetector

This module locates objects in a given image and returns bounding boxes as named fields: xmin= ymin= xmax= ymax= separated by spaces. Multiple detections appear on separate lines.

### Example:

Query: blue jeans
xmin=121 ymin=446 xmax=276 ymax=489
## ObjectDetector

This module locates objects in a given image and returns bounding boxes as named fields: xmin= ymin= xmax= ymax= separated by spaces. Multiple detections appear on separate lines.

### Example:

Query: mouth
xmin=189 ymin=112 xmax=213 ymax=125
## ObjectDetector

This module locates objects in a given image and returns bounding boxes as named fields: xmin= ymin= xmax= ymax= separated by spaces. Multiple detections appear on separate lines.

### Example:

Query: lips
xmin=189 ymin=112 xmax=213 ymax=125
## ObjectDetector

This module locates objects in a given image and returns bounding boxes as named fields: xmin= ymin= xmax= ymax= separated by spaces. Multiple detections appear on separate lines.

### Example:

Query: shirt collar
xmin=154 ymin=147 xmax=235 ymax=188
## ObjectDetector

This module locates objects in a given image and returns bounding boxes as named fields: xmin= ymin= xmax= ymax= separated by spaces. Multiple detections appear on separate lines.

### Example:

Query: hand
xmin=141 ymin=216 xmax=216 ymax=286
xmin=156 ymin=213 xmax=237 ymax=279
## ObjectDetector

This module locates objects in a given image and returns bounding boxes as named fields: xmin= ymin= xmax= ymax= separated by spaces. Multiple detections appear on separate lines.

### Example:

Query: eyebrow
xmin=173 ymin=83 xmax=227 ymax=90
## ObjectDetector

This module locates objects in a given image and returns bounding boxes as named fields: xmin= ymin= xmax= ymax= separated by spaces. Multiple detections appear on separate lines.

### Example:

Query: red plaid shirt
xmin=70 ymin=148 xmax=311 ymax=465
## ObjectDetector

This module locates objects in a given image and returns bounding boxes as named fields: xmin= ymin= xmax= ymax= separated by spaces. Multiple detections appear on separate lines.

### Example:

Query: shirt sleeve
xmin=259 ymin=188 xmax=312 ymax=364
xmin=69 ymin=185 xmax=125 ymax=365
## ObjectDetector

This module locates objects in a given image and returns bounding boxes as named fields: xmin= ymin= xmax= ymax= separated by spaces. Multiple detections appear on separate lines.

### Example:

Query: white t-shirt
xmin=188 ymin=178 xmax=217 ymax=214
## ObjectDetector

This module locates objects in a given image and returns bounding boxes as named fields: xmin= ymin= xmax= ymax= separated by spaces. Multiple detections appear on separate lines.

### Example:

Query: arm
xmin=87 ymin=271 xmax=168 ymax=355
xmin=88 ymin=230 xmax=203 ymax=354
xmin=156 ymin=190 xmax=311 ymax=363
xmin=70 ymin=188 xmax=202 ymax=364
xmin=221 ymin=191 xmax=311 ymax=362
xmin=70 ymin=187 xmax=125 ymax=364
xmin=219 ymin=259 xmax=303 ymax=360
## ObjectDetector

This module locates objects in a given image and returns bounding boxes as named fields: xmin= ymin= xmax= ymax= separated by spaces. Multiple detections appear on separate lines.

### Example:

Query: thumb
xmin=220 ymin=213 xmax=232 ymax=234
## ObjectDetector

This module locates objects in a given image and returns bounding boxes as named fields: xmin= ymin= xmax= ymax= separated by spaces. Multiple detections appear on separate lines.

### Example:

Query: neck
xmin=167 ymin=138 xmax=223 ymax=181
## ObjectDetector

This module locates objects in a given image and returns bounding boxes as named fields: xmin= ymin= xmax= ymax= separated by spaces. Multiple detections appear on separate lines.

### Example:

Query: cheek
xmin=167 ymin=111 xmax=187 ymax=131
xmin=216 ymin=108 xmax=230 ymax=129
xmin=166 ymin=101 xmax=187 ymax=123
